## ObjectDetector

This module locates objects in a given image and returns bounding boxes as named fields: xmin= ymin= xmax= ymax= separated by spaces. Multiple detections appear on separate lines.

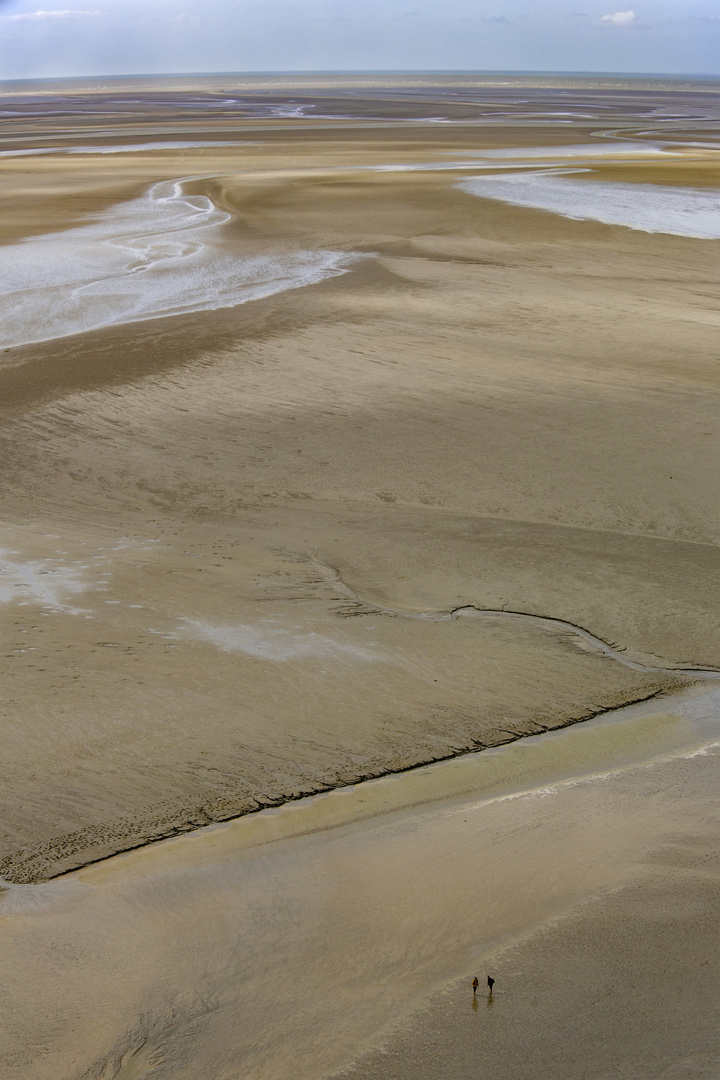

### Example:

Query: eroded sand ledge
xmin=0 ymin=573 xmax=705 ymax=884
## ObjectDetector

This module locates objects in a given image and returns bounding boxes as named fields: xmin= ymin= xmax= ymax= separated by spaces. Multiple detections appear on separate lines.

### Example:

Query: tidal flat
xmin=1 ymin=73 xmax=719 ymax=1078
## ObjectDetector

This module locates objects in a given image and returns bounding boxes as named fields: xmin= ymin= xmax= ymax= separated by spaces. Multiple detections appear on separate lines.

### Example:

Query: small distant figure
xmin=487 ymin=976 xmax=495 ymax=994
xmin=472 ymin=977 xmax=479 ymax=994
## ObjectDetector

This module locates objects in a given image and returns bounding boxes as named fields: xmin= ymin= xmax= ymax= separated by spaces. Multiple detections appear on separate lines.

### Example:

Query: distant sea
xmin=1 ymin=70 xmax=720 ymax=95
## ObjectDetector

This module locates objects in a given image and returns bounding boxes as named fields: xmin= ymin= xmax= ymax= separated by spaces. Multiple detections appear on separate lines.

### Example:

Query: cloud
xmin=6 ymin=8 xmax=103 ymax=21
xmin=597 ymin=10 xmax=639 ymax=27
xmin=482 ymin=15 xmax=511 ymax=24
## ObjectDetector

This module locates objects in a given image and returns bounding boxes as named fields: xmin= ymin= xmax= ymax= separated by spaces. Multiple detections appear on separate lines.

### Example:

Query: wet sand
xmin=2 ymin=686 xmax=719 ymax=1078
xmin=1 ymin=74 xmax=720 ymax=1076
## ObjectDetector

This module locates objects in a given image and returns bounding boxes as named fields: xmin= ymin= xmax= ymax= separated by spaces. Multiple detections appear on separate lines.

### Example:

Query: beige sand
xmin=2 ymin=86 xmax=720 ymax=882
xmin=0 ymin=75 xmax=719 ymax=1076
xmin=338 ymin=840 xmax=720 ymax=1080
xmin=1 ymin=687 xmax=719 ymax=1079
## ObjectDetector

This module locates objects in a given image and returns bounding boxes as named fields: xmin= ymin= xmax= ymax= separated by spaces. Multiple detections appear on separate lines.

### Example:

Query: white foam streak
xmin=464 ymin=141 xmax=668 ymax=158
xmin=0 ymin=177 xmax=355 ymax=348
xmin=0 ymin=140 xmax=251 ymax=157
xmin=459 ymin=169 xmax=720 ymax=239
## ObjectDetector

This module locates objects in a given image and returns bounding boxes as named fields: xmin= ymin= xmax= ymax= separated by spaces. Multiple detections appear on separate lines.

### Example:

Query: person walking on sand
xmin=487 ymin=976 xmax=495 ymax=994
xmin=472 ymin=977 xmax=479 ymax=995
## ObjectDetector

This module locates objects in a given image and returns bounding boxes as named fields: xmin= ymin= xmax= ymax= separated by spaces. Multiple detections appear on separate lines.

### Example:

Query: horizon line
xmin=2 ymin=68 xmax=720 ymax=89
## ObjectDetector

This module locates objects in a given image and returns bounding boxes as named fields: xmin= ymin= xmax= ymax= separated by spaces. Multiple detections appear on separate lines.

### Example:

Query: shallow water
xmin=0 ymin=175 xmax=354 ymax=348
xmin=1 ymin=685 xmax=718 ymax=1080
xmin=461 ymin=141 xmax=667 ymax=158
xmin=459 ymin=168 xmax=720 ymax=239
xmin=0 ymin=140 xmax=250 ymax=157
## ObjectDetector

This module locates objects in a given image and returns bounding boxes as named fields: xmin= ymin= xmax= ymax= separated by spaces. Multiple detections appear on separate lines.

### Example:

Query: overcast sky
xmin=1 ymin=0 xmax=719 ymax=81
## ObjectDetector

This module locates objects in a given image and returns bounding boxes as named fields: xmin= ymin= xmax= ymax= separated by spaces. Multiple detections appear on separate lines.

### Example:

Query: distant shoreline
xmin=2 ymin=70 xmax=720 ymax=94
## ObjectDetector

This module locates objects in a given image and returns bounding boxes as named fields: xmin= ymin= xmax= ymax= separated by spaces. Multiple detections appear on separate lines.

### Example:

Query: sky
xmin=1 ymin=0 xmax=720 ymax=81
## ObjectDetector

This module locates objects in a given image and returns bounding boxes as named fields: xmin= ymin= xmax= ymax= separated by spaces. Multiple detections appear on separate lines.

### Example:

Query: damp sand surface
xmin=1 ymin=76 xmax=720 ymax=1077
xmin=1 ymin=685 xmax=719 ymax=1080
xmin=1 ymin=81 xmax=720 ymax=877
